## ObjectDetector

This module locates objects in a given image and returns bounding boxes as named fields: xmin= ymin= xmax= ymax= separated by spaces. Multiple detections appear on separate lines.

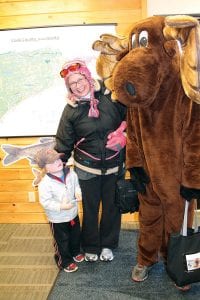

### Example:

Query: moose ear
xmin=163 ymin=15 xmax=200 ymax=104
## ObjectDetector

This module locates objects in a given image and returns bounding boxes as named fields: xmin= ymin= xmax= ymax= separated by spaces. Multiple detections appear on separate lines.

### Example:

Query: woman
xmin=55 ymin=59 xmax=126 ymax=262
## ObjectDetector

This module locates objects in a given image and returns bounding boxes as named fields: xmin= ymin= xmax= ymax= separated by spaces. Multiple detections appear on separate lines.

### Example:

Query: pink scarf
xmin=88 ymin=98 xmax=99 ymax=118
xmin=76 ymin=93 xmax=99 ymax=118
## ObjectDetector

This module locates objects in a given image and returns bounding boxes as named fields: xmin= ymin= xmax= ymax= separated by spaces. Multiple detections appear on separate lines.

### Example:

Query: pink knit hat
xmin=60 ymin=59 xmax=99 ymax=118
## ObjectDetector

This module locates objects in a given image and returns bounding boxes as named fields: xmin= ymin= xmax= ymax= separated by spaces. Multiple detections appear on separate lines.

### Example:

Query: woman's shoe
xmin=100 ymin=248 xmax=114 ymax=261
xmin=85 ymin=253 xmax=98 ymax=262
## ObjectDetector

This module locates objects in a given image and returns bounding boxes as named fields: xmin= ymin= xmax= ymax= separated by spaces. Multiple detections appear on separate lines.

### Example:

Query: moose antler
xmin=92 ymin=33 xmax=128 ymax=100
xmin=163 ymin=15 xmax=200 ymax=104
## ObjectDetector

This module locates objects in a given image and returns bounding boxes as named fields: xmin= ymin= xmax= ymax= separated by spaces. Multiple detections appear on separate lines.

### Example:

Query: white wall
xmin=147 ymin=0 xmax=200 ymax=16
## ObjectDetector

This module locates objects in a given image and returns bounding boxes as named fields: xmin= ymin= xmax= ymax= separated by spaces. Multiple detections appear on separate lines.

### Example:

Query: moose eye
xmin=139 ymin=31 xmax=148 ymax=47
xmin=131 ymin=34 xmax=137 ymax=49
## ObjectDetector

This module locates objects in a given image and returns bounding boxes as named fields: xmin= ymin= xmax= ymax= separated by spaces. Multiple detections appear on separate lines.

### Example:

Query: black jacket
xmin=55 ymin=82 xmax=126 ymax=171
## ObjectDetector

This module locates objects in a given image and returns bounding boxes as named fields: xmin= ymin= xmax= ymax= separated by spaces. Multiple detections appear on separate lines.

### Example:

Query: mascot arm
xmin=125 ymin=109 xmax=150 ymax=194
xmin=180 ymin=185 xmax=200 ymax=202
xmin=181 ymin=100 xmax=200 ymax=196
xmin=126 ymin=109 xmax=143 ymax=168
xmin=129 ymin=167 xmax=150 ymax=194
xmin=163 ymin=16 xmax=200 ymax=201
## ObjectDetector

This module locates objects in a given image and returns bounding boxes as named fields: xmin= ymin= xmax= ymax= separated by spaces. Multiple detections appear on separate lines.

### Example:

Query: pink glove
xmin=106 ymin=121 xmax=127 ymax=151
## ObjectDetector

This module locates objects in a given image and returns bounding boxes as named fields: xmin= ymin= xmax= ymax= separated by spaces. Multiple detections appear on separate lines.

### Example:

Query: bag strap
xmin=181 ymin=200 xmax=189 ymax=236
xmin=193 ymin=199 xmax=199 ymax=233
xmin=181 ymin=199 xmax=198 ymax=236
xmin=117 ymin=148 xmax=125 ymax=178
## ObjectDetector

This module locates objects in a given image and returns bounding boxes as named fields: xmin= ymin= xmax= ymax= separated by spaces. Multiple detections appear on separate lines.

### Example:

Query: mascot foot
xmin=174 ymin=284 xmax=191 ymax=292
xmin=132 ymin=264 xmax=149 ymax=282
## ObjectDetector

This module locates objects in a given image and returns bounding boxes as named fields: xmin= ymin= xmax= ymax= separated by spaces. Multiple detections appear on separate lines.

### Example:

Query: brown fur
xmin=93 ymin=15 xmax=200 ymax=266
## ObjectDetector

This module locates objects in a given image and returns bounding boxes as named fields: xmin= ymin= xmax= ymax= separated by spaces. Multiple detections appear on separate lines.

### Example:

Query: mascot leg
xmin=132 ymin=185 xmax=190 ymax=282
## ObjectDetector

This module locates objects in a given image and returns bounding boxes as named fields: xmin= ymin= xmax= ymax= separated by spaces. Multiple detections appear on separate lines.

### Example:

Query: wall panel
xmin=0 ymin=0 xmax=146 ymax=34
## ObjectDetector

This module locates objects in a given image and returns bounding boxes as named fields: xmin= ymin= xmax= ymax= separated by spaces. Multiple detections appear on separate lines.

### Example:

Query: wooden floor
xmin=0 ymin=224 xmax=58 ymax=300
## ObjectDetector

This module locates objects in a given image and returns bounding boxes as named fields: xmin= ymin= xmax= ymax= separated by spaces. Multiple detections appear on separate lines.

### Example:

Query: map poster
xmin=0 ymin=24 xmax=115 ymax=137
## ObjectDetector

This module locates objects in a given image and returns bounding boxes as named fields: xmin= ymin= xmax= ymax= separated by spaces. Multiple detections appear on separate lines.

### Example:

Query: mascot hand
xmin=106 ymin=121 xmax=127 ymax=151
xmin=129 ymin=167 xmax=150 ymax=194
xmin=180 ymin=185 xmax=200 ymax=202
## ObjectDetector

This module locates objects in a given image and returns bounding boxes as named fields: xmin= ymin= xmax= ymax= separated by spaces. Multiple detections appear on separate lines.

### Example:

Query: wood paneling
xmin=0 ymin=137 xmax=42 ymax=223
xmin=0 ymin=169 xmax=34 ymax=181
xmin=0 ymin=0 xmax=146 ymax=223
xmin=0 ymin=191 xmax=35 ymax=203
xmin=0 ymin=0 xmax=145 ymax=34
xmin=0 ymin=212 xmax=48 ymax=223
xmin=0 ymin=0 xmax=141 ymax=15
xmin=0 ymin=202 xmax=43 ymax=213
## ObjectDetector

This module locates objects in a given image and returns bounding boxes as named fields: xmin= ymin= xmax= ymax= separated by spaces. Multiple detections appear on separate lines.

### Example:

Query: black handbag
xmin=166 ymin=200 xmax=200 ymax=286
xmin=115 ymin=178 xmax=139 ymax=214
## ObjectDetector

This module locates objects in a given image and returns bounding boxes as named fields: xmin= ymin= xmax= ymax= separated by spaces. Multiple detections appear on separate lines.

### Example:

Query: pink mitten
xmin=106 ymin=121 xmax=127 ymax=151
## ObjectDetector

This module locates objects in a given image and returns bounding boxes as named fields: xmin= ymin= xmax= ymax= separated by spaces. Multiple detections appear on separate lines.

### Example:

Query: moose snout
xmin=126 ymin=82 xmax=136 ymax=96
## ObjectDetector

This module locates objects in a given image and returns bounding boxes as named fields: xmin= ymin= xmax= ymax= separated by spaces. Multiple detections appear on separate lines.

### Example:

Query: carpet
xmin=48 ymin=230 xmax=200 ymax=300
xmin=0 ymin=224 xmax=58 ymax=300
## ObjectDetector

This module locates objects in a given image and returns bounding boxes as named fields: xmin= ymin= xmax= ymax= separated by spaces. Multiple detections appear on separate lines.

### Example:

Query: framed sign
xmin=0 ymin=24 xmax=116 ymax=137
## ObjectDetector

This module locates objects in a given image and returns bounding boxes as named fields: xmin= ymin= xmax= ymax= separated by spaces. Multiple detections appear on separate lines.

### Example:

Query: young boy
xmin=35 ymin=148 xmax=84 ymax=273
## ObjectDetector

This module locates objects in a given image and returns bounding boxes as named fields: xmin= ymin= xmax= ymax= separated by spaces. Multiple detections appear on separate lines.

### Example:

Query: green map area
xmin=0 ymin=49 xmax=63 ymax=119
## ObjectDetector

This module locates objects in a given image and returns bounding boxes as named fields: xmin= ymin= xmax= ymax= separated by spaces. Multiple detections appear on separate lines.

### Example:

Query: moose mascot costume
xmin=93 ymin=15 xmax=200 ymax=290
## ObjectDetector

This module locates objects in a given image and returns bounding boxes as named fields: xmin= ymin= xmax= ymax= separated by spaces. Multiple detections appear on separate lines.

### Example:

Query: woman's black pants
xmin=79 ymin=173 xmax=121 ymax=254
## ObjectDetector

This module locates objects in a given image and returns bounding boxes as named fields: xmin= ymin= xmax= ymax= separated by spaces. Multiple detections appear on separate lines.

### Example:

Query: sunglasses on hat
xmin=60 ymin=63 xmax=81 ymax=78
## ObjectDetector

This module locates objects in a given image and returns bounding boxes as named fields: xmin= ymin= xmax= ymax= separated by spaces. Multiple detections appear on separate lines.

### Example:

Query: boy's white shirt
xmin=38 ymin=168 xmax=81 ymax=223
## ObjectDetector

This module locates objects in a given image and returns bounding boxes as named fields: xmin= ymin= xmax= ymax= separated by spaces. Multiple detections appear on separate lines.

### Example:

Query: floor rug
xmin=48 ymin=229 xmax=200 ymax=300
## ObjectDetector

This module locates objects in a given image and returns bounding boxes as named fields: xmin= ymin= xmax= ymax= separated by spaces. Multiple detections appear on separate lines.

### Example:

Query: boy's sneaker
xmin=64 ymin=262 xmax=78 ymax=273
xmin=73 ymin=254 xmax=85 ymax=263
xmin=85 ymin=253 xmax=98 ymax=262
xmin=100 ymin=248 xmax=114 ymax=261
xmin=132 ymin=264 xmax=149 ymax=282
